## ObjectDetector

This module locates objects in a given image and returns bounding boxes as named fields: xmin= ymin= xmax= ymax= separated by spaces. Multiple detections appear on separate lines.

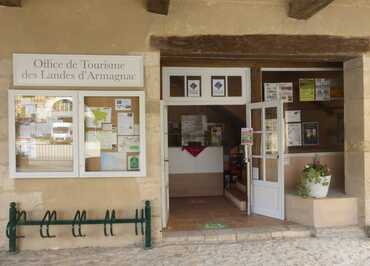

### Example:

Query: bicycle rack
xmin=6 ymin=201 xmax=152 ymax=253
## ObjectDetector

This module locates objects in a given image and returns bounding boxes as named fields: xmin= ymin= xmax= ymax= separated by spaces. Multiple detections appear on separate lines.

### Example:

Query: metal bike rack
xmin=6 ymin=200 xmax=152 ymax=253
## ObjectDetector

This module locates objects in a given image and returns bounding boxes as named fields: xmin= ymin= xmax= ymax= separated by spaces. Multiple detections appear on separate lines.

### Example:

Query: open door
xmin=160 ymin=101 xmax=170 ymax=228
xmin=247 ymin=101 xmax=284 ymax=220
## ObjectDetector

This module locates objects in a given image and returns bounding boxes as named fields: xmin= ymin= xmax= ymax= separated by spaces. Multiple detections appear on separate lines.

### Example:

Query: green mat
xmin=202 ymin=223 xmax=227 ymax=230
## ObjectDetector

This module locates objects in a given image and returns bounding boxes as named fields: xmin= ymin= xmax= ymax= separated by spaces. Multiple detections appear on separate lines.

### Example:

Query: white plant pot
xmin=306 ymin=175 xmax=331 ymax=198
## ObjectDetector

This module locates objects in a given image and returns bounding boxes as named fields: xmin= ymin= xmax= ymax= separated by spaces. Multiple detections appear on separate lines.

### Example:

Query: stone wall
xmin=0 ymin=52 xmax=162 ymax=250
xmin=343 ymin=55 xmax=370 ymax=226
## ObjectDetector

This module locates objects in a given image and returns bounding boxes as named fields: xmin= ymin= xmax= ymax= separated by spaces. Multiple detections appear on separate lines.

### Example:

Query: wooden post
xmin=289 ymin=0 xmax=335 ymax=20
xmin=0 ymin=0 xmax=21 ymax=7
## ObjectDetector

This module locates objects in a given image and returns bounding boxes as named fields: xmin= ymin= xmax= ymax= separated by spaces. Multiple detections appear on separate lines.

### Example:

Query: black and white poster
xmin=302 ymin=122 xmax=319 ymax=145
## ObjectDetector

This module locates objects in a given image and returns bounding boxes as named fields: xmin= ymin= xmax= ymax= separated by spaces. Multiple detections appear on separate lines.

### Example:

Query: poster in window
xmin=127 ymin=153 xmax=140 ymax=171
xmin=86 ymin=107 xmax=112 ymax=128
xmin=299 ymin=79 xmax=315 ymax=102
xmin=211 ymin=77 xmax=226 ymax=97
xmin=279 ymin=82 xmax=293 ymax=103
xmin=264 ymin=83 xmax=279 ymax=102
xmin=117 ymin=112 xmax=134 ymax=135
xmin=287 ymin=123 xmax=302 ymax=147
xmin=115 ymin=98 xmax=132 ymax=111
xmin=187 ymin=78 xmax=201 ymax=97
xmin=315 ymin=79 xmax=331 ymax=101
xmin=302 ymin=122 xmax=319 ymax=145
xmin=285 ymin=110 xmax=301 ymax=123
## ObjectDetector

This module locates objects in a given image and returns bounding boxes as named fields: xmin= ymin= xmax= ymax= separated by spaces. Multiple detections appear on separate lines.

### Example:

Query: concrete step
xmin=224 ymin=187 xmax=246 ymax=211
xmin=162 ymin=224 xmax=313 ymax=244
xmin=313 ymin=226 xmax=366 ymax=238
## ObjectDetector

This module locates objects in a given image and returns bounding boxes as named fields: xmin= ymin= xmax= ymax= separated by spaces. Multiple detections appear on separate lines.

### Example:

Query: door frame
xmin=160 ymin=67 xmax=251 ymax=229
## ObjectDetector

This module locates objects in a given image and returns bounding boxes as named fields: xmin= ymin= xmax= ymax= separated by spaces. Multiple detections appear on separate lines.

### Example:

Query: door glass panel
xmin=15 ymin=95 xmax=74 ymax=172
xmin=265 ymin=107 xmax=278 ymax=156
xmin=170 ymin=76 xmax=185 ymax=97
xmin=251 ymin=109 xmax=262 ymax=131
xmin=84 ymin=96 xmax=141 ymax=172
xmin=265 ymin=158 xmax=278 ymax=182
xmin=252 ymin=157 xmax=263 ymax=181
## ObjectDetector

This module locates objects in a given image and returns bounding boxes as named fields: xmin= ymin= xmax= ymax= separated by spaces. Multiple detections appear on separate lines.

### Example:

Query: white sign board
xmin=13 ymin=54 xmax=144 ymax=87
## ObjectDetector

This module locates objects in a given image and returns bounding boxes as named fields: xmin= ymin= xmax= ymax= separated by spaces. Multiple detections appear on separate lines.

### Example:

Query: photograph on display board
xmin=302 ymin=122 xmax=319 ymax=145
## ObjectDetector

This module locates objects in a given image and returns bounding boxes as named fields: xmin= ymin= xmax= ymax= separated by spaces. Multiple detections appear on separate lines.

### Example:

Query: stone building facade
xmin=1 ymin=0 xmax=370 ymax=250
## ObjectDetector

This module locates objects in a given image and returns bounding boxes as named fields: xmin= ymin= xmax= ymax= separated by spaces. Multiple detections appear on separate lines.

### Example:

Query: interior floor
xmin=166 ymin=196 xmax=289 ymax=231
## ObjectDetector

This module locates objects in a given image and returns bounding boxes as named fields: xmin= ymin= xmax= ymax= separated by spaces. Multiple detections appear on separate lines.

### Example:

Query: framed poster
xmin=299 ymin=79 xmax=315 ymax=102
xmin=187 ymin=76 xmax=201 ymax=97
xmin=315 ymin=79 xmax=331 ymax=101
xmin=211 ymin=76 xmax=226 ymax=97
xmin=302 ymin=122 xmax=319 ymax=145
xmin=287 ymin=123 xmax=302 ymax=147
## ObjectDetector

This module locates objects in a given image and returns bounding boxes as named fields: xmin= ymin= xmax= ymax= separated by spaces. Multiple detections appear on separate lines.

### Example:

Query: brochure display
xmin=83 ymin=94 xmax=142 ymax=173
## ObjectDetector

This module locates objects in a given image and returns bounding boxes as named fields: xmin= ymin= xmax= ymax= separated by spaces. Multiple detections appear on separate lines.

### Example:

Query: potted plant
xmin=297 ymin=156 xmax=331 ymax=198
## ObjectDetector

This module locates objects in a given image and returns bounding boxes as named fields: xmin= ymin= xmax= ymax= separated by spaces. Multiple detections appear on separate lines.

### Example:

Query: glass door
xmin=248 ymin=101 xmax=284 ymax=219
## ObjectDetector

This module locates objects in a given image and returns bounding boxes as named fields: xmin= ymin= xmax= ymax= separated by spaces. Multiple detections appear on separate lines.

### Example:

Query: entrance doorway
xmin=160 ymin=67 xmax=285 ymax=231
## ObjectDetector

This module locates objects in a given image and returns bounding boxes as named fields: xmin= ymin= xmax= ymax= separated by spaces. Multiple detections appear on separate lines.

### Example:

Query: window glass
xmin=15 ymin=95 xmax=74 ymax=172
xmin=227 ymin=76 xmax=242 ymax=97
xmin=170 ymin=76 xmax=185 ymax=97
xmin=84 ymin=96 xmax=141 ymax=172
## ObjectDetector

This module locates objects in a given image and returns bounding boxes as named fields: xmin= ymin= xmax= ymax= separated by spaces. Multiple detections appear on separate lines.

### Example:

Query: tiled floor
xmin=166 ymin=196 xmax=289 ymax=231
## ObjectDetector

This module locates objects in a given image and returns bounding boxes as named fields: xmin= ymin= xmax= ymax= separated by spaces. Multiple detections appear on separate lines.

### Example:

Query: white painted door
xmin=160 ymin=101 xmax=170 ymax=228
xmin=247 ymin=101 xmax=284 ymax=220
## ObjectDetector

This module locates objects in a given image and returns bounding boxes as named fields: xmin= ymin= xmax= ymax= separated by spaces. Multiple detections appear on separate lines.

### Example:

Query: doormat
xmin=202 ymin=223 xmax=227 ymax=230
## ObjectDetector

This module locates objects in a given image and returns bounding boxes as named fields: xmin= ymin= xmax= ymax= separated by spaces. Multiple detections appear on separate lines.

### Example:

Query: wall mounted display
xmin=187 ymin=76 xmax=201 ymax=97
xmin=211 ymin=76 xmax=226 ymax=97
xmin=315 ymin=79 xmax=331 ymax=101
xmin=285 ymin=110 xmax=301 ymax=123
xmin=302 ymin=122 xmax=319 ymax=145
xmin=81 ymin=91 xmax=145 ymax=177
xmin=299 ymin=79 xmax=315 ymax=102
xmin=287 ymin=123 xmax=302 ymax=147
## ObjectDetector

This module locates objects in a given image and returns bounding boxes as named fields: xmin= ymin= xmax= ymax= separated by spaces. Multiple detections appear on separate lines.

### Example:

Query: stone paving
xmin=0 ymin=227 xmax=369 ymax=266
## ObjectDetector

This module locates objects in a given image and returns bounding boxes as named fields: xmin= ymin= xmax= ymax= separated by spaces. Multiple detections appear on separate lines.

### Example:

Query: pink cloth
xmin=182 ymin=146 xmax=206 ymax=157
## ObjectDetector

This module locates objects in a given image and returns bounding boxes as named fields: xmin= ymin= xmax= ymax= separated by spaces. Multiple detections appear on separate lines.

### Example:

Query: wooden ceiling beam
xmin=151 ymin=35 xmax=370 ymax=61
xmin=0 ymin=0 xmax=21 ymax=7
xmin=146 ymin=0 xmax=169 ymax=15
xmin=289 ymin=0 xmax=335 ymax=20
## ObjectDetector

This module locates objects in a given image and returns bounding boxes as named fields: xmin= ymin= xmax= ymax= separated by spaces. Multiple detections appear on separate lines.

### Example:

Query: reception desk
xmin=169 ymin=147 xmax=224 ymax=197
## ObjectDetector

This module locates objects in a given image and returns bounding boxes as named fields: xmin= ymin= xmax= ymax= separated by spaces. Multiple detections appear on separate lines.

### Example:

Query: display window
xmin=8 ymin=90 xmax=146 ymax=178
xmin=79 ymin=91 xmax=146 ymax=177
xmin=9 ymin=90 xmax=79 ymax=178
